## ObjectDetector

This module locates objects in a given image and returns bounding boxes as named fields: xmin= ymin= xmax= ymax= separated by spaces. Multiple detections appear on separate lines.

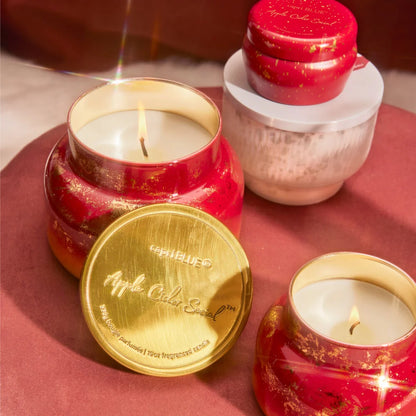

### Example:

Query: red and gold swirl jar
xmin=253 ymin=252 xmax=416 ymax=415
xmin=243 ymin=0 xmax=358 ymax=105
xmin=44 ymin=78 xmax=244 ymax=278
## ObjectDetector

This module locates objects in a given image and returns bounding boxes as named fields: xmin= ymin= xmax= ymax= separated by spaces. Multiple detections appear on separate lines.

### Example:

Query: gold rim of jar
xmin=289 ymin=252 xmax=416 ymax=349
xmin=67 ymin=77 xmax=222 ymax=165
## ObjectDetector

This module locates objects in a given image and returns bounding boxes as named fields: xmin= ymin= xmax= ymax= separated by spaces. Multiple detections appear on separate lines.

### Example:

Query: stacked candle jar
xmin=222 ymin=0 xmax=384 ymax=205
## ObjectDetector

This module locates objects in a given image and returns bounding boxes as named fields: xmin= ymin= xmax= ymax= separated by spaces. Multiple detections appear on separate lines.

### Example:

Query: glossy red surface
xmin=247 ymin=0 xmax=357 ymax=62
xmin=243 ymin=0 xmax=358 ymax=105
xmin=45 ymin=132 xmax=244 ymax=278
xmin=242 ymin=35 xmax=356 ymax=105
xmin=253 ymin=298 xmax=416 ymax=415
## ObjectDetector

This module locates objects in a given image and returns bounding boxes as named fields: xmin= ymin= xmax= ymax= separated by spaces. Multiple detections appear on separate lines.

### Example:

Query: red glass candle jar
xmin=44 ymin=78 xmax=244 ymax=278
xmin=253 ymin=253 xmax=416 ymax=415
xmin=243 ymin=0 xmax=358 ymax=105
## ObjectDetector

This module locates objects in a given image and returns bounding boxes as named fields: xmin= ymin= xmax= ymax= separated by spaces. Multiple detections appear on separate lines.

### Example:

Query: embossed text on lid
xmin=80 ymin=204 xmax=252 ymax=376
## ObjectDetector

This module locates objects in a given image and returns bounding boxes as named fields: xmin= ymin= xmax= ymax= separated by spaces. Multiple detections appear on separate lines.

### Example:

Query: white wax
xmin=293 ymin=279 xmax=415 ymax=345
xmin=76 ymin=110 xmax=212 ymax=163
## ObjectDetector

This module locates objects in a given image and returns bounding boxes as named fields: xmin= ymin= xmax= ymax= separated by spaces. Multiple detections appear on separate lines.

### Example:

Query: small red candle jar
xmin=243 ymin=0 xmax=358 ymax=105
xmin=44 ymin=78 xmax=244 ymax=278
xmin=253 ymin=253 xmax=416 ymax=415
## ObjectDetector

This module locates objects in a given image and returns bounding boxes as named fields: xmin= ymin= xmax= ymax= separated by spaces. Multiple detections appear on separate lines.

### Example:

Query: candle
xmin=293 ymin=278 xmax=415 ymax=345
xmin=76 ymin=110 xmax=212 ymax=163
xmin=222 ymin=50 xmax=383 ymax=205
xmin=253 ymin=252 xmax=416 ymax=416
xmin=44 ymin=78 xmax=245 ymax=278
xmin=243 ymin=0 xmax=358 ymax=105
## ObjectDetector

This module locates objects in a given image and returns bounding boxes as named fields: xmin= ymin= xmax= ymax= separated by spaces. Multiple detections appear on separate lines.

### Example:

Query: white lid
xmin=223 ymin=50 xmax=384 ymax=133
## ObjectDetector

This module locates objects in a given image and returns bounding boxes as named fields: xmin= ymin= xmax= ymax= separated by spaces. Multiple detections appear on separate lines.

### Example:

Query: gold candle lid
xmin=80 ymin=204 xmax=252 ymax=376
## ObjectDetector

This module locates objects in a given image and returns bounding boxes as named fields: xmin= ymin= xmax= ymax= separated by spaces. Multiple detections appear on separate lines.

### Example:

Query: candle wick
xmin=349 ymin=320 xmax=360 ymax=335
xmin=139 ymin=137 xmax=148 ymax=158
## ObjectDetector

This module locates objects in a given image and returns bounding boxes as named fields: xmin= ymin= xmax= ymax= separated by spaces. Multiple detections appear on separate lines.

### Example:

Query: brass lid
xmin=80 ymin=204 xmax=252 ymax=376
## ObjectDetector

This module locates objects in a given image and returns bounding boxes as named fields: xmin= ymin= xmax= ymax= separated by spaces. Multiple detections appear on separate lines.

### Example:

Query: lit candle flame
xmin=349 ymin=305 xmax=361 ymax=335
xmin=137 ymin=103 xmax=149 ymax=158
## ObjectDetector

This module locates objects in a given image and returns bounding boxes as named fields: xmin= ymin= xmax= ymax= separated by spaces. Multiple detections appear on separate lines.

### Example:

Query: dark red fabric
xmin=2 ymin=0 xmax=416 ymax=71
xmin=1 ymin=0 xmax=257 ymax=70
xmin=1 ymin=88 xmax=416 ymax=415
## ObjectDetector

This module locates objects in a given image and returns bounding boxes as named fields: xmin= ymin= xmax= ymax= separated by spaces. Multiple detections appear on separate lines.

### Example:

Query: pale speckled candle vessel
xmin=222 ymin=50 xmax=383 ymax=205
